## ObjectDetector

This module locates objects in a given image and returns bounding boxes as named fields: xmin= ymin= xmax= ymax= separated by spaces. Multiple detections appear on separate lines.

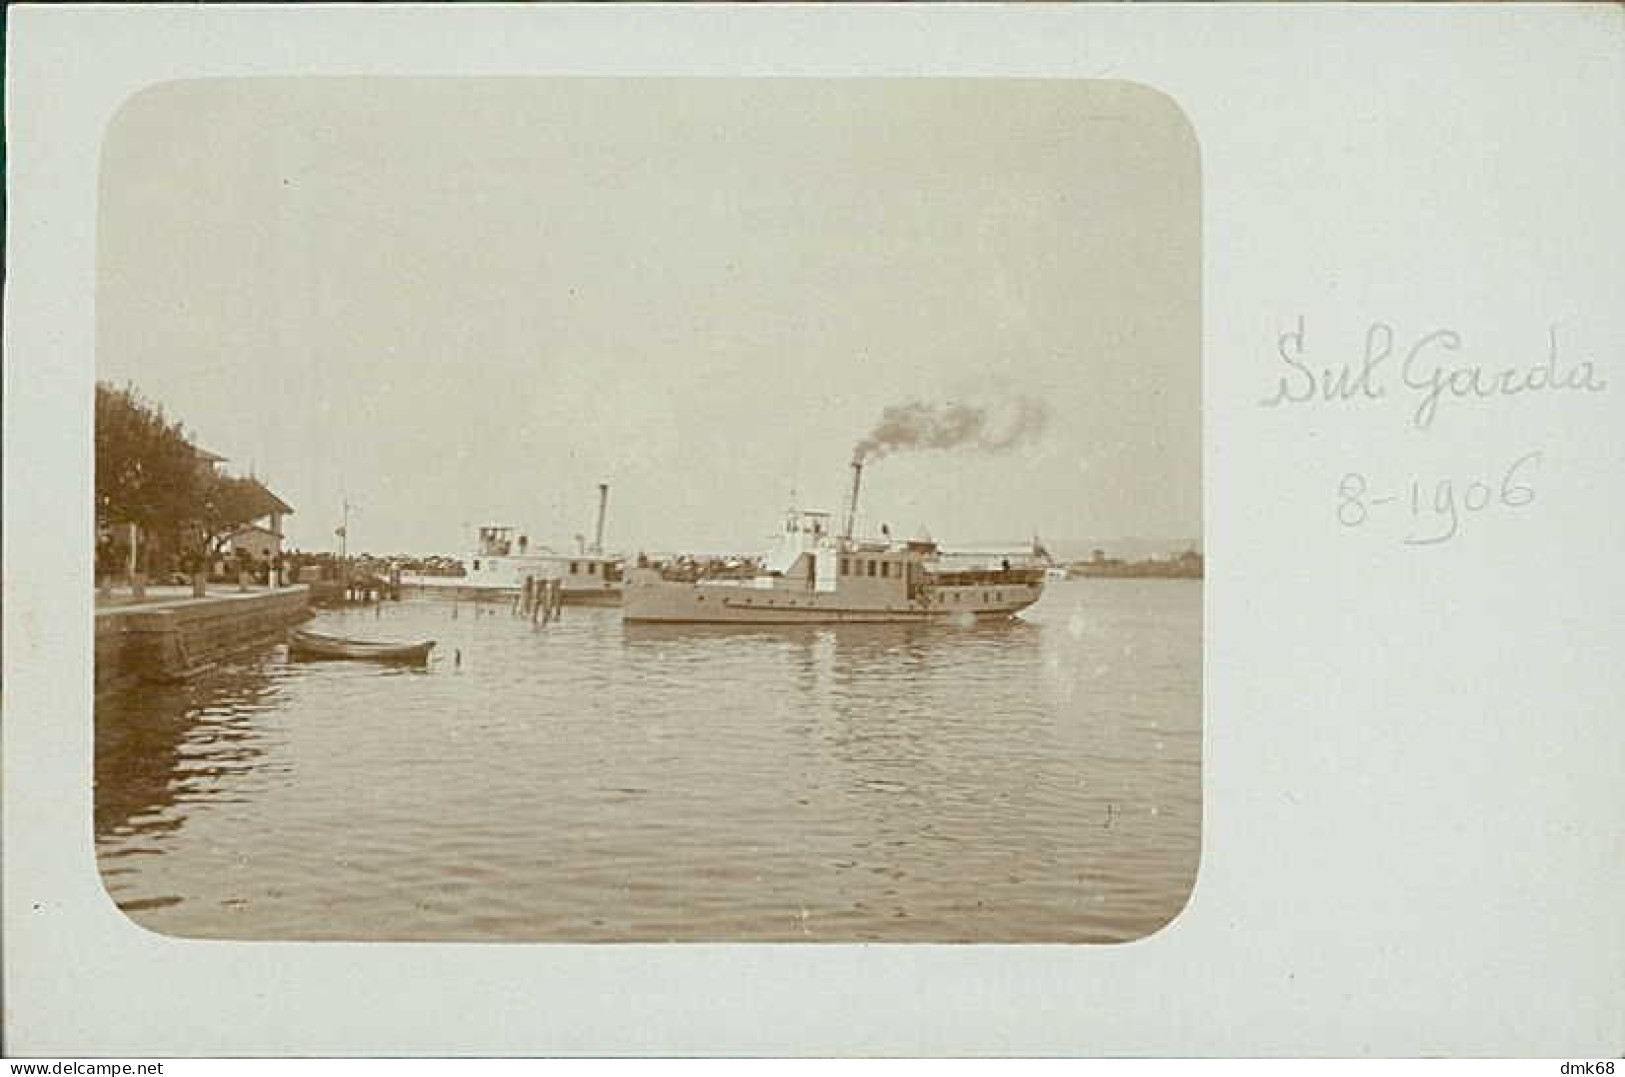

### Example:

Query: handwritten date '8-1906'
xmin=1338 ymin=451 xmax=1541 ymax=546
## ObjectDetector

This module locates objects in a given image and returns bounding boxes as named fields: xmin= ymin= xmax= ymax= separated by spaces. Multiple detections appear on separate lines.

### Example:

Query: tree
xmin=96 ymin=382 xmax=211 ymax=577
xmin=95 ymin=381 xmax=201 ymax=533
xmin=95 ymin=382 xmax=290 ymax=589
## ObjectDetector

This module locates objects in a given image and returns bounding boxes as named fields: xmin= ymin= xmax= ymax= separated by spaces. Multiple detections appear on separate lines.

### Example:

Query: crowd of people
xmin=94 ymin=536 xmax=516 ymax=598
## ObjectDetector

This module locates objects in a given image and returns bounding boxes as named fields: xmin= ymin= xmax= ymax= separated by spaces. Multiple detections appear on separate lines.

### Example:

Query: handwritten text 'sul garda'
xmin=1259 ymin=319 xmax=1607 ymax=429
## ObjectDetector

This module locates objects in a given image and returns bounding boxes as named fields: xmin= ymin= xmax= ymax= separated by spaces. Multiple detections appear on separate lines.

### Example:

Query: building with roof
xmin=222 ymin=523 xmax=283 ymax=563
xmin=217 ymin=478 xmax=296 ymax=567
xmin=236 ymin=477 xmax=295 ymax=543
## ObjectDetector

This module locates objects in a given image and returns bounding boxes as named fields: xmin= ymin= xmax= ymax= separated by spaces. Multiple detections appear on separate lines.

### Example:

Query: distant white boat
xmin=404 ymin=485 xmax=623 ymax=605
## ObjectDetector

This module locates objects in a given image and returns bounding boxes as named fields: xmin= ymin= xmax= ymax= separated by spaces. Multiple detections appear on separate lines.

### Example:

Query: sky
xmin=98 ymin=78 xmax=1200 ymax=557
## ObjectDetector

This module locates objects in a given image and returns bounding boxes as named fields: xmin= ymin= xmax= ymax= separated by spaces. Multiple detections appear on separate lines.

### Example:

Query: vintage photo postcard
xmin=5 ymin=3 xmax=1621 ymax=1059
xmin=91 ymin=77 xmax=1201 ymax=946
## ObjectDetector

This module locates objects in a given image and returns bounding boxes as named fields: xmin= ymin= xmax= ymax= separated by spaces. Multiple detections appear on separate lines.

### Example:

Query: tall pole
xmin=593 ymin=483 xmax=609 ymax=554
xmin=843 ymin=461 xmax=864 ymax=541
xmin=340 ymin=498 xmax=351 ymax=589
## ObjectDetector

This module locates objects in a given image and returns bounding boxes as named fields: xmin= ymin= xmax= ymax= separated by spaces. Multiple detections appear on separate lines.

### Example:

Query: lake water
xmin=96 ymin=578 xmax=1202 ymax=943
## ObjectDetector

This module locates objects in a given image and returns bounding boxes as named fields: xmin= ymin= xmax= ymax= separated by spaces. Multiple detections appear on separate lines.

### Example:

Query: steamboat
xmin=621 ymin=462 xmax=1046 ymax=624
xmin=405 ymin=484 xmax=624 ymax=605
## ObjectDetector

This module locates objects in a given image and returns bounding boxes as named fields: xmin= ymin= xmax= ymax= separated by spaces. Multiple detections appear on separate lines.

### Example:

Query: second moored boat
xmin=405 ymin=484 xmax=624 ymax=605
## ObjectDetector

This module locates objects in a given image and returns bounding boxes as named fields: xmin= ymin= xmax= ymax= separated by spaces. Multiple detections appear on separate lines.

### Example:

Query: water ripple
xmin=96 ymin=579 xmax=1201 ymax=942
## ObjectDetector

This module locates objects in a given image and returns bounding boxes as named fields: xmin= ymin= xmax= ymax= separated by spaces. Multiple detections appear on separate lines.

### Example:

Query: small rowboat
xmin=288 ymin=628 xmax=435 ymax=664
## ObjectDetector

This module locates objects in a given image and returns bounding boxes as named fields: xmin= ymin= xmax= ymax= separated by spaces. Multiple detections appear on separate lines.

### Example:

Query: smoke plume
xmin=852 ymin=396 xmax=1050 ymax=465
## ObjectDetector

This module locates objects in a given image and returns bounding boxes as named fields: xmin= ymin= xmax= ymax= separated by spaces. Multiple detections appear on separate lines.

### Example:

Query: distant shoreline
xmin=1069 ymin=565 xmax=1203 ymax=580
xmin=1065 ymin=550 xmax=1204 ymax=580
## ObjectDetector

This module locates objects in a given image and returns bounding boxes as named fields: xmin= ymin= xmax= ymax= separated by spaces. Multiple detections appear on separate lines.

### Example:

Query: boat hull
xmin=400 ymin=577 xmax=623 ymax=605
xmin=557 ymin=586 xmax=623 ymax=607
xmin=288 ymin=630 xmax=435 ymax=663
xmin=621 ymin=575 xmax=1042 ymax=625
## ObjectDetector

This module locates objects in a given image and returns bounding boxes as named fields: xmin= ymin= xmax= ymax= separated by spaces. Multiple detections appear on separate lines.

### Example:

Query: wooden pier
xmin=517 ymin=575 xmax=564 ymax=624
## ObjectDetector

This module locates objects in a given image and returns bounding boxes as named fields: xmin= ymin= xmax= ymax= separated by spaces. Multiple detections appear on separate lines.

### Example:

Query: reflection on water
xmin=97 ymin=660 xmax=278 ymax=838
xmin=95 ymin=579 xmax=1201 ymax=942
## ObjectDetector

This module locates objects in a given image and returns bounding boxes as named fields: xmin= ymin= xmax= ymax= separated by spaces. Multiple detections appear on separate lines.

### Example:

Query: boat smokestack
xmin=593 ymin=483 xmax=609 ymax=553
xmin=843 ymin=460 xmax=864 ymax=541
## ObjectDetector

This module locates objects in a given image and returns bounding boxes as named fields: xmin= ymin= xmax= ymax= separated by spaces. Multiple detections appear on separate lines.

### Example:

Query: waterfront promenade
xmin=96 ymin=581 xmax=285 ymax=610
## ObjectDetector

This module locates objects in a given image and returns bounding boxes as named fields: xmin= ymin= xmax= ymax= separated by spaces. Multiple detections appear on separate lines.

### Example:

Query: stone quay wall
xmin=95 ymin=587 xmax=312 ymax=689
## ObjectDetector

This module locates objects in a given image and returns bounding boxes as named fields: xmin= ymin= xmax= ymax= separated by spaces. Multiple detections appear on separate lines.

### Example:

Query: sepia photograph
xmin=92 ymin=77 xmax=1202 ymax=944
xmin=10 ymin=1 xmax=1622 ymax=1059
